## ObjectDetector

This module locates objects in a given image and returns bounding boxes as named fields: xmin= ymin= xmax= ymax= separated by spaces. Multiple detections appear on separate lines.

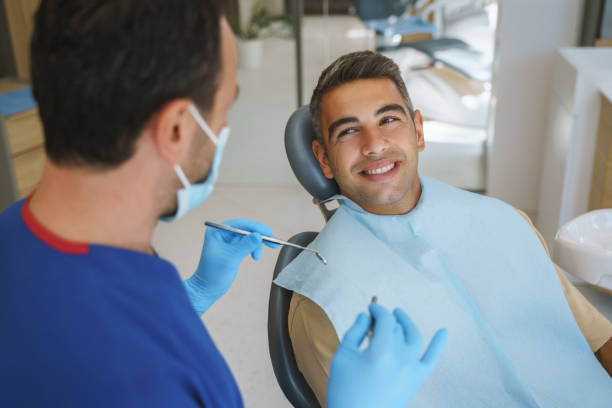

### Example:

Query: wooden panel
xmin=4 ymin=108 xmax=44 ymax=155
xmin=400 ymin=33 xmax=434 ymax=44
xmin=604 ymin=162 xmax=612 ymax=207
xmin=595 ymin=39 xmax=612 ymax=47
xmin=0 ymin=80 xmax=27 ymax=93
xmin=13 ymin=145 xmax=45 ymax=198
xmin=0 ymin=79 xmax=44 ymax=201
xmin=3 ymin=0 xmax=41 ymax=79
xmin=0 ymin=114 xmax=19 ymax=209
xmin=589 ymin=94 xmax=612 ymax=209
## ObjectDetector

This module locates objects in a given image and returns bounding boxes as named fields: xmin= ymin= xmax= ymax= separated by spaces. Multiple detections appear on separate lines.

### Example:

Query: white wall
xmin=487 ymin=0 xmax=584 ymax=215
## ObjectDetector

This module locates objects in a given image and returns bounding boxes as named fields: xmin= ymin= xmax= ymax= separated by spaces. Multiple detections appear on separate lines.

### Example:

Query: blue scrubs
xmin=0 ymin=199 xmax=243 ymax=407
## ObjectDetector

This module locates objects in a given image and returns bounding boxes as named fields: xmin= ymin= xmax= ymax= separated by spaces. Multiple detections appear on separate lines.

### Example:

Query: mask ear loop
xmin=173 ymin=164 xmax=191 ymax=189
xmin=187 ymin=104 xmax=219 ymax=145
xmin=172 ymin=104 xmax=219 ymax=189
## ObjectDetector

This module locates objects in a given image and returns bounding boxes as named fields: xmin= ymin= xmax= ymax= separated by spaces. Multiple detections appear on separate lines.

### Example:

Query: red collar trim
xmin=21 ymin=196 xmax=90 ymax=255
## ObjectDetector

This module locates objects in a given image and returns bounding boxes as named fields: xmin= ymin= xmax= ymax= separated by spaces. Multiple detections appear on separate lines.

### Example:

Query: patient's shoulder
xmin=289 ymin=294 xmax=332 ymax=332
xmin=289 ymin=293 xmax=339 ymax=345
xmin=512 ymin=207 xmax=551 ymax=255
xmin=288 ymin=293 xmax=338 ymax=406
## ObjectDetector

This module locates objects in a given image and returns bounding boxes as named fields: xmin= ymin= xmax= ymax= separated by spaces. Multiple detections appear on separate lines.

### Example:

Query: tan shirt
xmin=288 ymin=210 xmax=612 ymax=407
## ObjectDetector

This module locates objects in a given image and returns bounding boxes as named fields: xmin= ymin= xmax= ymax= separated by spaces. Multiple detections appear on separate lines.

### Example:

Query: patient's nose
xmin=360 ymin=127 xmax=389 ymax=157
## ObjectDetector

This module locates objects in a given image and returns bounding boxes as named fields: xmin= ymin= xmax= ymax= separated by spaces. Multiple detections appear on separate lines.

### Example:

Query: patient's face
xmin=313 ymin=78 xmax=425 ymax=215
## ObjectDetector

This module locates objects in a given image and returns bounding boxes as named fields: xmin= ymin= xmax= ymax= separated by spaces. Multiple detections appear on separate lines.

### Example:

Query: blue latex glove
xmin=326 ymin=302 xmax=448 ymax=408
xmin=184 ymin=218 xmax=278 ymax=315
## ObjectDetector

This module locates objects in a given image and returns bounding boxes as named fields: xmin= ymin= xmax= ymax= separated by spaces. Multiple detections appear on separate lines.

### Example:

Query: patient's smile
xmin=360 ymin=160 xmax=399 ymax=180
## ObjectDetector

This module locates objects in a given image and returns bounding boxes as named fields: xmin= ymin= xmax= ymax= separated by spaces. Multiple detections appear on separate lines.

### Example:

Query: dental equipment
xmin=204 ymin=221 xmax=328 ymax=265
xmin=368 ymin=296 xmax=378 ymax=338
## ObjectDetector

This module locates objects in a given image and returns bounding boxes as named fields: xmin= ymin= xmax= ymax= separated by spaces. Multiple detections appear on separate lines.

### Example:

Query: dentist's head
xmin=31 ymin=0 xmax=238 ymax=224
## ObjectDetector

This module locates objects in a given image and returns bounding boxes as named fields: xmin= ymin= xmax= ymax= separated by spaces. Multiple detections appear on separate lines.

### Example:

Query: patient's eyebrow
xmin=376 ymin=104 xmax=407 ymax=117
xmin=328 ymin=116 xmax=359 ymax=141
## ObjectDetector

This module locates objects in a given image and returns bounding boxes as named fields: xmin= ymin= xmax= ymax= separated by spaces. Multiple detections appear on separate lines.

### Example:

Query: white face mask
xmin=161 ymin=104 xmax=230 ymax=222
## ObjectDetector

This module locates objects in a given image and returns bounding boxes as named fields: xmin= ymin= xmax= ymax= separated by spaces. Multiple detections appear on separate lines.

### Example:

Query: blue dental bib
xmin=275 ymin=176 xmax=612 ymax=407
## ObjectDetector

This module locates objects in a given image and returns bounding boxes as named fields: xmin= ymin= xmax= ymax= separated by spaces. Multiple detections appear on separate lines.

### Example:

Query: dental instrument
xmin=204 ymin=221 xmax=328 ymax=265
xmin=368 ymin=296 xmax=378 ymax=338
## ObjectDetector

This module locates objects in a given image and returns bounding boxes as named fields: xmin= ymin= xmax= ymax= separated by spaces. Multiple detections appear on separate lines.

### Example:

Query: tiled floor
xmin=152 ymin=184 xmax=612 ymax=408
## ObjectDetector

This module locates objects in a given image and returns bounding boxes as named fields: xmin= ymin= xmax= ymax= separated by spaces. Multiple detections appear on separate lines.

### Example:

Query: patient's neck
xmin=344 ymin=176 xmax=422 ymax=215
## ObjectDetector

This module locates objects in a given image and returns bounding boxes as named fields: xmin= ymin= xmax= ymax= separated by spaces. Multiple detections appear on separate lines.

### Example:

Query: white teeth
xmin=365 ymin=162 xmax=395 ymax=175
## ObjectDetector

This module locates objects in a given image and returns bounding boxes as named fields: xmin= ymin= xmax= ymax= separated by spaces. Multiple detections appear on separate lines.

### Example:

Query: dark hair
xmin=309 ymin=50 xmax=414 ymax=144
xmin=31 ymin=0 xmax=223 ymax=168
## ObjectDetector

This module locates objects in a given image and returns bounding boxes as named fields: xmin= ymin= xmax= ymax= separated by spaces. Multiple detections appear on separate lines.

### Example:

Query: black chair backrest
xmin=268 ymin=231 xmax=321 ymax=408
xmin=284 ymin=106 xmax=339 ymax=202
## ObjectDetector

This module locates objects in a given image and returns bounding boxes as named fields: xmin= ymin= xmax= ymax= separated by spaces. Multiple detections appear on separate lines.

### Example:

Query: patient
xmin=276 ymin=51 xmax=612 ymax=407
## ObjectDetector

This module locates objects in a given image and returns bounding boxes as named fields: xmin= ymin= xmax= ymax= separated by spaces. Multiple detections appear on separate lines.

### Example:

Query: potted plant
xmin=227 ymin=0 xmax=294 ymax=70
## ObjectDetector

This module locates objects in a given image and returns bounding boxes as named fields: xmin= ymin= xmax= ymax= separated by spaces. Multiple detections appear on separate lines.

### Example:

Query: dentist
xmin=0 ymin=1 xmax=446 ymax=407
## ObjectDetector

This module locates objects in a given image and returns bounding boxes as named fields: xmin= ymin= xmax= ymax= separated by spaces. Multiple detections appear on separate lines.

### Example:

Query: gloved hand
xmin=184 ymin=218 xmax=278 ymax=315
xmin=326 ymin=302 xmax=448 ymax=408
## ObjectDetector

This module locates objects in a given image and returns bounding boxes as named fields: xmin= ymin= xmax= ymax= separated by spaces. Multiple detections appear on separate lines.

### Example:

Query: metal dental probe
xmin=204 ymin=221 xmax=328 ymax=265
xmin=368 ymin=296 xmax=377 ymax=338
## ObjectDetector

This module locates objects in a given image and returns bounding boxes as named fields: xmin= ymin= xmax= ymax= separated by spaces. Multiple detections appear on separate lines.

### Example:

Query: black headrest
xmin=284 ymin=106 xmax=339 ymax=201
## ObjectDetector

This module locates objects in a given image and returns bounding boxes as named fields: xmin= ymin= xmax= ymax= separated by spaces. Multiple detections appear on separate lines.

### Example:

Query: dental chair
xmin=355 ymin=0 xmax=491 ymax=83
xmin=267 ymin=106 xmax=337 ymax=408
xmin=355 ymin=0 xmax=438 ymax=48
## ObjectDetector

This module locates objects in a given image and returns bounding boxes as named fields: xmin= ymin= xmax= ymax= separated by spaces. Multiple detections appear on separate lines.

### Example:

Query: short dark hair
xmin=31 ymin=0 xmax=224 ymax=168
xmin=309 ymin=50 xmax=414 ymax=144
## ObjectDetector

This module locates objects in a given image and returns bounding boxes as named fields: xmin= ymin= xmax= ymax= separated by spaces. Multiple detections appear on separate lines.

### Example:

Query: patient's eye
xmin=380 ymin=116 xmax=400 ymax=126
xmin=337 ymin=127 xmax=358 ymax=139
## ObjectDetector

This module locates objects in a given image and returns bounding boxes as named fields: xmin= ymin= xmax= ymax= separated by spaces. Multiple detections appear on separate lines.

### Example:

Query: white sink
xmin=553 ymin=209 xmax=612 ymax=291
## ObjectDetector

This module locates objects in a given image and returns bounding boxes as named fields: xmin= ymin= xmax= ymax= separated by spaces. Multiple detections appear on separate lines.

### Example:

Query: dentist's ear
xmin=150 ymin=98 xmax=196 ymax=167
xmin=312 ymin=139 xmax=334 ymax=179
xmin=413 ymin=109 xmax=425 ymax=152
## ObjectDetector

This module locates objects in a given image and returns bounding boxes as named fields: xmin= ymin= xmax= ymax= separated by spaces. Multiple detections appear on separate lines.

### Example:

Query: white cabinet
xmin=537 ymin=48 xmax=612 ymax=251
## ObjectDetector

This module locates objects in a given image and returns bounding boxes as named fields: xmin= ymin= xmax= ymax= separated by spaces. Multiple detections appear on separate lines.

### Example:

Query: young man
xmin=275 ymin=51 xmax=612 ymax=407
xmin=0 ymin=3 xmax=445 ymax=408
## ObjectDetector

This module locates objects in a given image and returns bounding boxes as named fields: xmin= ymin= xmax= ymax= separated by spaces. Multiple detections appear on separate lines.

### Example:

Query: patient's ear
xmin=312 ymin=139 xmax=334 ymax=179
xmin=414 ymin=109 xmax=425 ymax=152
